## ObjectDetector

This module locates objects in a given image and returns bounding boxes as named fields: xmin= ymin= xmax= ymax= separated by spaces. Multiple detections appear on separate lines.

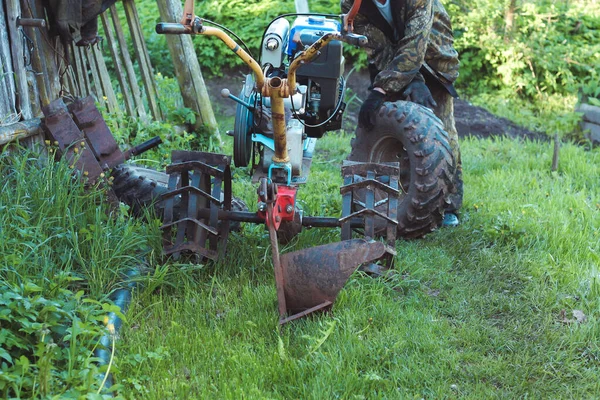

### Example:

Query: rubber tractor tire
xmin=111 ymin=164 xmax=170 ymax=217
xmin=348 ymin=101 xmax=455 ymax=238
xmin=110 ymin=164 xmax=248 ymax=232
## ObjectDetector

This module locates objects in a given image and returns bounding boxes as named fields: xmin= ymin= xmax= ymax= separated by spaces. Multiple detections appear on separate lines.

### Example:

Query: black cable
xmin=202 ymin=19 xmax=255 ymax=59
xmin=290 ymin=75 xmax=347 ymax=129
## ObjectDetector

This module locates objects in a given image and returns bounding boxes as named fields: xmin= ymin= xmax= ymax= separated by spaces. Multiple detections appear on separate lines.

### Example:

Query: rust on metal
xmin=280 ymin=239 xmax=387 ymax=314
xmin=68 ymin=96 xmax=125 ymax=170
xmin=268 ymin=77 xmax=290 ymax=163
xmin=42 ymin=98 xmax=105 ymax=184
xmin=340 ymin=161 xmax=400 ymax=269
xmin=268 ymin=202 xmax=289 ymax=318
xmin=160 ymin=151 xmax=232 ymax=261
xmin=44 ymin=96 xmax=160 ymax=188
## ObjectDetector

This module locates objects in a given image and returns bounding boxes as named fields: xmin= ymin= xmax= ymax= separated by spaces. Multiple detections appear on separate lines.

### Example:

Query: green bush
xmin=0 ymin=280 xmax=114 ymax=398
xmin=136 ymin=0 xmax=599 ymax=101
xmin=448 ymin=0 xmax=600 ymax=100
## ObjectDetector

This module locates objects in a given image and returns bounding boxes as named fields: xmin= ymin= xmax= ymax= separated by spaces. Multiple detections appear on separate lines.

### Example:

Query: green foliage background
xmin=448 ymin=0 xmax=600 ymax=100
xmin=137 ymin=0 xmax=599 ymax=102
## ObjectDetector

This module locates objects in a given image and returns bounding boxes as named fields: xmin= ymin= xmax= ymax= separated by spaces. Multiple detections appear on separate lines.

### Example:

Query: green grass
xmin=110 ymin=134 xmax=600 ymax=399
xmin=2 ymin=107 xmax=600 ymax=398
xmin=0 ymin=146 xmax=155 ymax=397
xmin=0 ymin=146 xmax=151 ymax=297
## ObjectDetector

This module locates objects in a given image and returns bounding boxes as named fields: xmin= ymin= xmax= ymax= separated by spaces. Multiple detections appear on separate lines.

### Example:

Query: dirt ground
xmin=204 ymin=69 xmax=545 ymax=141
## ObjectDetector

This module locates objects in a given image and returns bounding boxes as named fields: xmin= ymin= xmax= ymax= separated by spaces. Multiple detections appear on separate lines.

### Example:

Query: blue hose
xmin=96 ymin=269 xmax=140 ymax=392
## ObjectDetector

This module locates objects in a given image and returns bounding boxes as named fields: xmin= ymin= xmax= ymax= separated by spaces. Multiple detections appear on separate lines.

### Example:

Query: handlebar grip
xmin=343 ymin=33 xmax=368 ymax=47
xmin=130 ymin=136 xmax=162 ymax=156
xmin=156 ymin=23 xmax=189 ymax=34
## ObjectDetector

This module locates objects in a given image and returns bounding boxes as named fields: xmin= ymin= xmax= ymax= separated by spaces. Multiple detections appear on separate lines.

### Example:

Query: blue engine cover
xmin=286 ymin=16 xmax=341 ymax=56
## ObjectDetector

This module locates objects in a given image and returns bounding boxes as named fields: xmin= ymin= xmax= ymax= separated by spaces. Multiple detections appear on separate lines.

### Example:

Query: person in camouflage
xmin=341 ymin=0 xmax=463 ymax=225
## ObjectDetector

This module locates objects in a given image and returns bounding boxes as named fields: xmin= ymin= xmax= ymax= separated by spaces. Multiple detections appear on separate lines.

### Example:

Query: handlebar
xmin=155 ymin=15 xmax=367 ymax=95
xmin=342 ymin=32 xmax=368 ymax=47
xmin=156 ymin=22 xmax=190 ymax=35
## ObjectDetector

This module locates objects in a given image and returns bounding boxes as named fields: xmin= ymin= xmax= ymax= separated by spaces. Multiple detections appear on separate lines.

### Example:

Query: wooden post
xmin=6 ymin=0 xmax=33 ymax=120
xmin=36 ymin=0 xmax=62 ymax=100
xmin=86 ymin=46 xmax=104 ymax=101
xmin=156 ymin=0 xmax=220 ymax=136
xmin=75 ymin=46 xmax=93 ymax=96
xmin=109 ymin=5 xmax=147 ymax=120
xmin=0 ymin=4 xmax=17 ymax=122
xmin=21 ymin=1 xmax=52 ymax=107
xmin=100 ymin=12 xmax=135 ymax=117
xmin=91 ymin=44 xmax=120 ymax=115
xmin=123 ymin=0 xmax=162 ymax=121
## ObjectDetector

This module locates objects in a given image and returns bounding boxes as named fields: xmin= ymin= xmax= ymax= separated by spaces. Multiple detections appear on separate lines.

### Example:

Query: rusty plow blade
xmin=276 ymin=239 xmax=386 ymax=324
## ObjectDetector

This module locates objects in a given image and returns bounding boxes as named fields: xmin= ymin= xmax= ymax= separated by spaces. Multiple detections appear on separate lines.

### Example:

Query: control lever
xmin=221 ymin=88 xmax=255 ymax=112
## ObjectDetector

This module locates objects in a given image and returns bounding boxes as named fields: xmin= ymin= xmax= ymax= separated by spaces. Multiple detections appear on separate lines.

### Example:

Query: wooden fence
xmin=0 ymin=0 xmax=217 ymax=147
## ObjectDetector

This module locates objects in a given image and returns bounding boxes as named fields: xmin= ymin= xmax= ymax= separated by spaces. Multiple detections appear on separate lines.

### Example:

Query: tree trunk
xmin=156 ymin=0 xmax=220 ymax=139
xmin=504 ymin=0 xmax=517 ymax=42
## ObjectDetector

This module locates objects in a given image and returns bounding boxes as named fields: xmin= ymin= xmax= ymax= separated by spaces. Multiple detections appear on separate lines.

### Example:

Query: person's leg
xmin=430 ymin=85 xmax=463 ymax=216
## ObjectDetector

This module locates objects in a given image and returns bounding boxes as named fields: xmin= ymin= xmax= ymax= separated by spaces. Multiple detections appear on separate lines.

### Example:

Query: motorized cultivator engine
xmin=153 ymin=0 xmax=406 ymax=324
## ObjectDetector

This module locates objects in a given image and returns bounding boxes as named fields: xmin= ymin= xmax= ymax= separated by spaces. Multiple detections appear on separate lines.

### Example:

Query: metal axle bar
xmin=193 ymin=208 xmax=365 ymax=228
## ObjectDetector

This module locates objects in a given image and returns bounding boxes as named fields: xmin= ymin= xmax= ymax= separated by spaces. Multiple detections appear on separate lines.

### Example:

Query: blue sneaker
xmin=442 ymin=212 xmax=459 ymax=227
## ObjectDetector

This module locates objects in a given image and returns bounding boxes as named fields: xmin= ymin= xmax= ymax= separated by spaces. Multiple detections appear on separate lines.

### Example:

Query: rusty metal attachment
xmin=43 ymin=98 xmax=106 ymax=185
xmin=278 ymin=239 xmax=387 ymax=324
xmin=42 ymin=96 xmax=161 ymax=186
xmin=340 ymin=161 xmax=400 ymax=270
xmin=255 ymin=164 xmax=399 ymax=324
xmin=160 ymin=150 xmax=232 ymax=261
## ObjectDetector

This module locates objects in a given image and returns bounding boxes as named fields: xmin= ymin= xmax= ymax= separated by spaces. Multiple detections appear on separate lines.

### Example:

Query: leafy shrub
xmin=136 ymin=0 xmax=345 ymax=76
xmin=449 ymin=0 xmax=600 ymax=99
xmin=0 ymin=279 xmax=113 ymax=398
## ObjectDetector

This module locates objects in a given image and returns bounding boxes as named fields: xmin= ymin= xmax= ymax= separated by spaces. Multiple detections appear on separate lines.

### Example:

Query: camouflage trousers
xmin=429 ymin=82 xmax=463 ymax=213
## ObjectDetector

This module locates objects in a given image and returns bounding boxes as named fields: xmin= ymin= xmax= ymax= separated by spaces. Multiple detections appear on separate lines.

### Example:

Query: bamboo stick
xmin=109 ymin=5 xmax=147 ymax=120
xmin=123 ymin=0 xmax=162 ymax=120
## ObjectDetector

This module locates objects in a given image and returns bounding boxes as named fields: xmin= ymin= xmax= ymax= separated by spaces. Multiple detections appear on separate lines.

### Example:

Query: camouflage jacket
xmin=341 ymin=0 xmax=459 ymax=95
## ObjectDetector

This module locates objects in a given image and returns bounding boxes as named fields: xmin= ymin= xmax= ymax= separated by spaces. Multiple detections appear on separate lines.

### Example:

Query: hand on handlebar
xmin=403 ymin=81 xmax=437 ymax=110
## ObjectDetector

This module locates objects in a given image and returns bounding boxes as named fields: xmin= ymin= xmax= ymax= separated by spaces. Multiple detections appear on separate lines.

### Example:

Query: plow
xmin=44 ymin=0 xmax=456 ymax=325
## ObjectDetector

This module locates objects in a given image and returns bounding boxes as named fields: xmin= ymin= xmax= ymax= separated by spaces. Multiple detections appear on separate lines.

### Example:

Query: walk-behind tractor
xmin=110 ymin=0 xmax=455 ymax=324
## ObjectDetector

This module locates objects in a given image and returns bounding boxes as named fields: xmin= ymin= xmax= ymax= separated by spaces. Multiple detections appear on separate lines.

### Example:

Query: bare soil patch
xmin=204 ymin=69 xmax=545 ymax=141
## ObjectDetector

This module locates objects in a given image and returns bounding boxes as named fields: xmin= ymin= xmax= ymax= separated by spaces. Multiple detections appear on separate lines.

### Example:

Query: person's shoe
xmin=442 ymin=212 xmax=459 ymax=227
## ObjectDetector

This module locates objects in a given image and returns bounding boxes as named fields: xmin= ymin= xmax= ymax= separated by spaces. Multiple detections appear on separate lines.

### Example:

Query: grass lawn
xmin=109 ymin=134 xmax=600 ymax=399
